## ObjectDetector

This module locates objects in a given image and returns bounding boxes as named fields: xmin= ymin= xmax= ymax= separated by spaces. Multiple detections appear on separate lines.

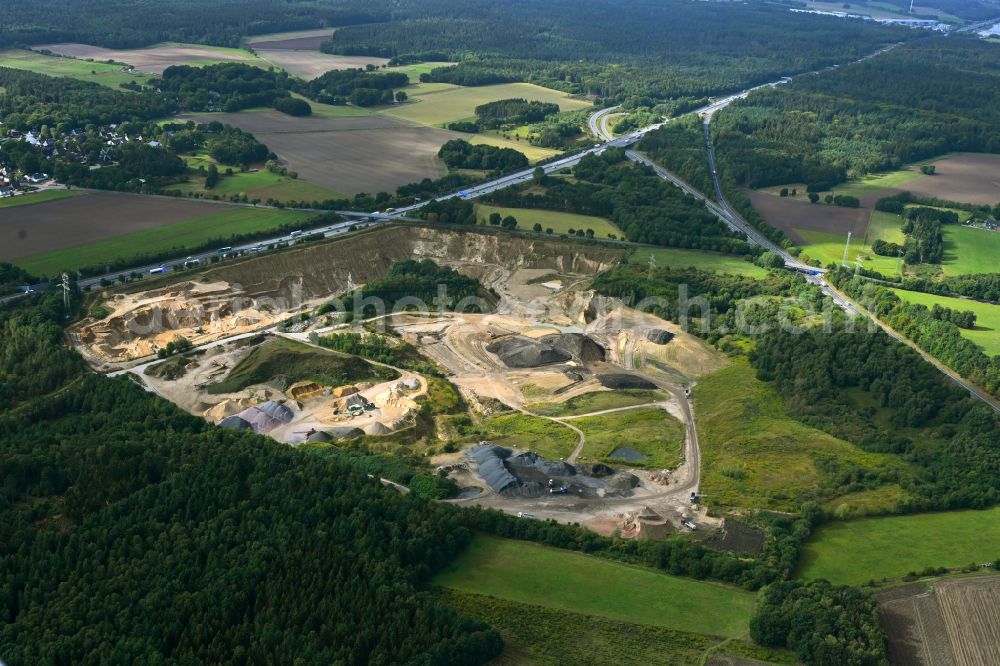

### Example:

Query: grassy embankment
xmin=630 ymin=246 xmax=771 ymax=278
xmin=474 ymin=204 xmax=621 ymax=239
xmin=573 ymin=407 xmax=685 ymax=469
xmin=207 ymin=337 xmax=395 ymax=395
xmin=694 ymin=360 xmax=911 ymax=513
xmin=528 ymin=389 xmax=665 ymax=417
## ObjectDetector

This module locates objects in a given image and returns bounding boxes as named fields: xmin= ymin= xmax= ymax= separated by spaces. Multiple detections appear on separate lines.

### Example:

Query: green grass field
xmin=474 ymin=204 xmax=620 ymax=239
xmin=475 ymin=413 xmax=578 ymax=460
xmin=864 ymin=210 xmax=906 ymax=245
xmin=890 ymin=288 xmax=1000 ymax=356
xmin=797 ymin=228 xmax=903 ymax=276
xmin=826 ymin=168 xmax=926 ymax=200
xmin=528 ymin=389 xmax=665 ymax=417
xmin=177 ymin=166 xmax=345 ymax=202
xmin=15 ymin=207 xmax=313 ymax=275
xmin=764 ymin=164 xmax=927 ymax=204
xmin=0 ymin=189 xmax=83 ymax=208
xmin=0 ymin=48 xmax=153 ymax=88
xmin=435 ymin=535 xmax=756 ymax=637
xmin=630 ymin=247 xmax=771 ymax=278
xmin=694 ymin=360 xmax=910 ymax=512
xmin=942 ymin=225 xmax=1000 ymax=276
xmin=798 ymin=506 xmax=1000 ymax=584
xmin=384 ymin=82 xmax=592 ymax=127
xmin=573 ymin=407 xmax=685 ymax=469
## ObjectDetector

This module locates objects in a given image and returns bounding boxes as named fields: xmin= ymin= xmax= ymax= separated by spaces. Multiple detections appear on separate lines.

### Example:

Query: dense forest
xmin=485 ymin=148 xmax=758 ymax=253
xmin=0 ymin=0 xmax=384 ymax=49
xmin=751 ymin=318 xmax=1000 ymax=511
xmin=321 ymin=0 xmax=906 ymax=101
xmin=303 ymin=69 xmax=409 ymax=106
xmin=473 ymin=98 xmax=561 ymax=129
xmin=159 ymin=63 xmax=300 ymax=114
xmin=437 ymin=139 xmax=529 ymax=171
xmin=0 ymin=67 xmax=174 ymax=129
xmin=0 ymin=290 xmax=505 ymax=663
xmin=750 ymin=579 xmax=887 ymax=665
xmin=713 ymin=37 xmax=1000 ymax=191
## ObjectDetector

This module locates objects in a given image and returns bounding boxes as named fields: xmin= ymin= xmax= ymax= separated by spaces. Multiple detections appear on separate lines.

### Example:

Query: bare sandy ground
xmin=34 ymin=43 xmax=255 ymax=74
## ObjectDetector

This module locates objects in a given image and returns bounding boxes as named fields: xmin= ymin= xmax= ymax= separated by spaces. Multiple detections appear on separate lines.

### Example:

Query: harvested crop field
xmin=180 ymin=111 xmax=462 ymax=194
xmin=33 ymin=42 xmax=261 ymax=74
xmin=901 ymin=153 xmax=1000 ymax=206
xmin=879 ymin=577 xmax=1000 ymax=666
xmin=256 ymin=50 xmax=389 ymax=80
xmin=746 ymin=189 xmax=870 ymax=244
xmin=0 ymin=192 xmax=242 ymax=264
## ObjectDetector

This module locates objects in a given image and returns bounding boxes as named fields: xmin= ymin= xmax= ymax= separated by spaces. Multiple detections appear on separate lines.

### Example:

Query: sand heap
xmin=204 ymin=397 xmax=255 ymax=422
xmin=373 ymin=385 xmax=418 ymax=411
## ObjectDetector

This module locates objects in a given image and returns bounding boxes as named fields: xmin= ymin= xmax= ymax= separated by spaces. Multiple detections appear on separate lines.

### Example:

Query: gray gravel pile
xmin=646 ymin=329 xmax=675 ymax=345
xmin=539 ymin=333 xmax=606 ymax=363
xmin=485 ymin=336 xmax=571 ymax=368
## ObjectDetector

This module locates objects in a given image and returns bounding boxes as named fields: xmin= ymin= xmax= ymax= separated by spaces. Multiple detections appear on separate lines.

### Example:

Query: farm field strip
xmin=0 ymin=48 xmax=153 ymax=88
xmin=0 ymin=189 xmax=83 ymax=208
xmin=433 ymin=535 xmax=756 ymax=638
xmin=12 ymin=204 xmax=312 ymax=276
xmin=797 ymin=228 xmax=903 ymax=276
xmin=799 ymin=506 xmax=1000 ymax=584
xmin=31 ymin=42 xmax=267 ymax=75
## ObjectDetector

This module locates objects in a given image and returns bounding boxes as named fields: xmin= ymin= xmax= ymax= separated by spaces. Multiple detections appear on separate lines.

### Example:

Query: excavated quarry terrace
xmin=80 ymin=224 xmax=724 ymax=534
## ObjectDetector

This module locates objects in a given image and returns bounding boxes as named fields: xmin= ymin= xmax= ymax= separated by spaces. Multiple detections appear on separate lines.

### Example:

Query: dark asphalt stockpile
xmin=468 ymin=443 xmax=639 ymax=499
